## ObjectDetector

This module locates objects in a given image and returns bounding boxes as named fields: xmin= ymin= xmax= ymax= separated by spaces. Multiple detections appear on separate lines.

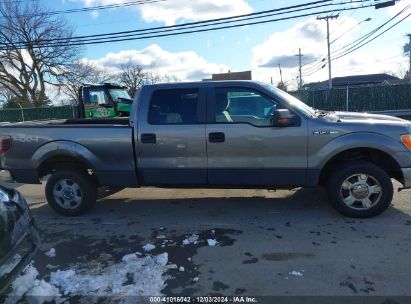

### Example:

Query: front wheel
xmin=326 ymin=161 xmax=393 ymax=218
xmin=45 ymin=169 xmax=97 ymax=216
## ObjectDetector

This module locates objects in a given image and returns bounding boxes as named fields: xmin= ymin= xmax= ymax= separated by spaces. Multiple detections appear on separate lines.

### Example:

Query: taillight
xmin=0 ymin=137 xmax=12 ymax=156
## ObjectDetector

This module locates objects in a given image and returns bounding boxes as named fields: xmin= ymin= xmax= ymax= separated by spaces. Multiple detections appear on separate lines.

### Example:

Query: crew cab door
xmin=137 ymin=87 xmax=207 ymax=185
xmin=206 ymin=86 xmax=308 ymax=187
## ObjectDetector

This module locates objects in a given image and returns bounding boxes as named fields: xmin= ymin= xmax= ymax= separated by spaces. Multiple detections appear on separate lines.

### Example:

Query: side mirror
xmin=271 ymin=109 xmax=295 ymax=127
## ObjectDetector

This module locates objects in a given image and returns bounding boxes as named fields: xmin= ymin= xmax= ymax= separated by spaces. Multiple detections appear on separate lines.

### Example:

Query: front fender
xmin=310 ymin=132 xmax=410 ymax=169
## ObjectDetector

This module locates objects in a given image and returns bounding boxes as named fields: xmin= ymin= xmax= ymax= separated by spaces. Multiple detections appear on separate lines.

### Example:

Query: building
xmin=303 ymin=73 xmax=401 ymax=90
xmin=204 ymin=71 xmax=252 ymax=81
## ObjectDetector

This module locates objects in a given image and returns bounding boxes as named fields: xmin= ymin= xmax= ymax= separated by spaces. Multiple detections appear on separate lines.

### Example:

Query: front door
xmin=137 ymin=87 xmax=207 ymax=185
xmin=206 ymin=86 xmax=308 ymax=187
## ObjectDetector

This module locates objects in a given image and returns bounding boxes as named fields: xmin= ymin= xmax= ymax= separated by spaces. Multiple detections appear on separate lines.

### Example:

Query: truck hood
xmin=329 ymin=111 xmax=408 ymax=125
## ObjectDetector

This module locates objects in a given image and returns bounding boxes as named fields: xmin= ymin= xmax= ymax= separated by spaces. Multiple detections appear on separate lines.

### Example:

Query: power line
xmin=300 ymin=5 xmax=409 ymax=76
xmin=332 ymin=12 xmax=411 ymax=60
xmin=0 ymin=0 xmax=167 ymax=17
xmin=8 ymin=0 xmax=339 ymax=43
xmin=1 ymin=1 xmax=376 ymax=49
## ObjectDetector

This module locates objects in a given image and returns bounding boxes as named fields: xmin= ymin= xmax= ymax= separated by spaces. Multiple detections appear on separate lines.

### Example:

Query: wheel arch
xmin=319 ymin=147 xmax=403 ymax=186
xmin=35 ymin=141 xmax=101 ymax=185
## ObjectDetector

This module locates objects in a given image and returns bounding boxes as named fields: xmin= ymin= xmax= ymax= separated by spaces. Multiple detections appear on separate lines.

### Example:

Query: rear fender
xmin=33 ymin=140 xmax=98 ymax=172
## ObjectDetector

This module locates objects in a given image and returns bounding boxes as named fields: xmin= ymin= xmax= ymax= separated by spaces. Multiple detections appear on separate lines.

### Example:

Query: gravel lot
xmin=3 ymin=182 xmax=411 ymax=302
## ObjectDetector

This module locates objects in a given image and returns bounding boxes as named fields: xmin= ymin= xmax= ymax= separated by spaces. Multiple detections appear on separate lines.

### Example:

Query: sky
xmin=43 ymin=0 xmax=411 ymax=90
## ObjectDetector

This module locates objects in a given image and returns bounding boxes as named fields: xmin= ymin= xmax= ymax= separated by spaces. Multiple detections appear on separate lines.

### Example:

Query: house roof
xmin=304 ymin=73 xmax=401 ymax=90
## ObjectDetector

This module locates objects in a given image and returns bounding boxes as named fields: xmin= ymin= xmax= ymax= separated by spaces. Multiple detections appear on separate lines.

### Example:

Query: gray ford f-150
xmin=0 ymin=81 xmax=410 ymax=218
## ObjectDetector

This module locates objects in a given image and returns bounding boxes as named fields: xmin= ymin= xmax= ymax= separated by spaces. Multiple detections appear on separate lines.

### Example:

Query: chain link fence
xmin=0 ymin=105 xmax=78 ymax=123
xmin=289 ymin=83 xmax=411 ymax=112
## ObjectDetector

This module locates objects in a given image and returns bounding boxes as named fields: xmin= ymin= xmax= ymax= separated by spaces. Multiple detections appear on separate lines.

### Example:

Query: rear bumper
xmin=401 ymin=168 xmax=411 ymax=189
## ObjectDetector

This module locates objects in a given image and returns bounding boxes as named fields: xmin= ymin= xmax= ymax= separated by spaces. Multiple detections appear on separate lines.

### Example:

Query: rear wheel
xmin=326 ymin=161 xmax=393 ymax=218
xmin=45 ymin=169 xmax=97 ymax=216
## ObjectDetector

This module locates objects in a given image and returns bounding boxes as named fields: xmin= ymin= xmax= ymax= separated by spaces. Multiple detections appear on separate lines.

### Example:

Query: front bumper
xmin=0 ymin=231 xmax=40 ymax=294
xmin=401 ymin=168 xmax=411 ymax=189
xmin=0 ymin=188 xmax=41 ymax=294
xmin=0 ymin=170 xmax=13 ymax=183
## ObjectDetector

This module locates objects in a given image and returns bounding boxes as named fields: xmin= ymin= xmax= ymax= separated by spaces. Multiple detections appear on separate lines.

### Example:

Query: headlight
xmin=0 ymin=188 xmax=10 ymax=203
xmin=401 ymin=134 xmax=411 ymax=151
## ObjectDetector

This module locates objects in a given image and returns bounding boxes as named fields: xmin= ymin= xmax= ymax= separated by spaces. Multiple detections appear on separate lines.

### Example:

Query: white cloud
xmin=251 ymin=17 xmax=406 ymax=90
xmin=77 ymin=0 xmax=252 ymax=25
xmin=81 ymin=44 xmax=230 ymax=81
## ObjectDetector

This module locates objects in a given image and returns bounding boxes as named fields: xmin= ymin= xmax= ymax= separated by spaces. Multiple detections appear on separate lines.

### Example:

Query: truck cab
xmin=78 ymin=83 xmax=133 ymax=119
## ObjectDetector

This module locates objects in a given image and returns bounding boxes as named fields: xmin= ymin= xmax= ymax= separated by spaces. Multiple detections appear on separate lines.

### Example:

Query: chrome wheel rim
xmin=53 ymin=179 xmax=82 ymax=209
xmin=340 ymin=173 xmax=382 ymax=210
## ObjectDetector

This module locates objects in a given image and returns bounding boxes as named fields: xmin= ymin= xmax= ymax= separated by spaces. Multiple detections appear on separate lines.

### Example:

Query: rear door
xmin=137 ymin=86 xmax=207 ymax=185
xmin=206 ymin=86 xmax=308 ymax=187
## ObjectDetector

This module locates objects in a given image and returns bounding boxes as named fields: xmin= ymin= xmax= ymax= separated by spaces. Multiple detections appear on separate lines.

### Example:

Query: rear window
xmin=148 ymin=89 xmax=199 ymax=124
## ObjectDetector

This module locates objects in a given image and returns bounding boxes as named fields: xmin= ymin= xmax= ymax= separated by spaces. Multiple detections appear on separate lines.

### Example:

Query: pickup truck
xmin=0 ymin=81 xmax=410 ymax=218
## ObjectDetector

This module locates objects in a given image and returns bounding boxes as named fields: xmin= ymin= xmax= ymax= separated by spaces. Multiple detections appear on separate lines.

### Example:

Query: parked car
xmin=0 ymin=81 xmax=410 ymax=218
xmin=0 ymin=185 xmax=40 ymax=293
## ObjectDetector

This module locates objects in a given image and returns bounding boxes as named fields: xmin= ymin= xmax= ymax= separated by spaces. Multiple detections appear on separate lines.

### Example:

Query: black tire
xmin=326 ymin=161 xmax=393 ymax=218
xmin=45 ymin=169 xmax=97 ymax=216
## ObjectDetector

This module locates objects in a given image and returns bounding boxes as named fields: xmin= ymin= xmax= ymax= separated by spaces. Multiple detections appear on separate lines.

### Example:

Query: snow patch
xmin=207 ymin=239 xmax=218 ymax=246
xmin=45 ymin=248 xmax=56 ymax=258
xmin=289 ymin=270 xmax=303 ymax=277
xmin=5 ymin=264 xmax=60 ymax=304
xmin=121 ymin=252 xmax=142 ymax=262
xmin=7 ymin=252 xmax=170 ymax=300
xmin=143 ymin=243 xmax=156 ymax=251
xmin=182 ymin=234 xmax=199 ymax=245
xmin=50 ymin=253 xmax=169 ymax=296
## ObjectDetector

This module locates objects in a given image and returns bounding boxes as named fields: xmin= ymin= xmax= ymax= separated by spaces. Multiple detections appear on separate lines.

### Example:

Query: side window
xmin=148 ymin=89 xmax=199 ymax=124
xmin=214 ymin=88 xmax=281 ymax=126
xmin=87 ymin=89 xmax=109 ymax=106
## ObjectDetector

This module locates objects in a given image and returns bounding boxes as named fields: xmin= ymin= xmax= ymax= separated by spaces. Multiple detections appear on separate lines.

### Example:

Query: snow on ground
xmin=5 ymin=264 xmax=60 ymax=304
xmin=143 ymin=243 xmax=156 ymax=251
xmin=289 ymin=270 xmax=304 ymax=277
xmin=182 ymin=234 xmax=199 ymax=245
xmin=207 ymin=239 xmax=218 ymax=246
xmin=6 ymin=252 xmax=172 ymax=302
xmin=44 ymin=248 xmax=56 ymax=258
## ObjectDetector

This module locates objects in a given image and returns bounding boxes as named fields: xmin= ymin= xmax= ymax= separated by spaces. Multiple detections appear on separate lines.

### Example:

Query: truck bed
xmin=0 ymin=118 xmax=137 ymax=187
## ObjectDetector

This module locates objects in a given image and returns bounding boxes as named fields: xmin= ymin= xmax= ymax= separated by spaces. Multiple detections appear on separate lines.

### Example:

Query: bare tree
xmin=117 ymin=63 xmax=145 ymax=96
xmin=0 ymin=1 xmax=80 ymax=107
xmin=277 ymin=81 xmax=288 ymax=92
xmin=63 ymin=61 xmax=111 ymax=104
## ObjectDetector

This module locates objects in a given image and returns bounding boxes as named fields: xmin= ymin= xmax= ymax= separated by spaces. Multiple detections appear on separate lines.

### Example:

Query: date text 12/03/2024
xmin=149 ymin=296 xmax=258 ymax=303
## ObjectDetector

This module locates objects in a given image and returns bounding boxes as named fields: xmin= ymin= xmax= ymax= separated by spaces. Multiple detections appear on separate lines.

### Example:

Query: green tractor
xmin=78 ymin=83 xmax=133 ymax=119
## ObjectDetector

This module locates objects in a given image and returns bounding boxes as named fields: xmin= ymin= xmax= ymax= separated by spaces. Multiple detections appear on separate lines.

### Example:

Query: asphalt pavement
xmin=5 ymin=182 xmax=411 ymax=302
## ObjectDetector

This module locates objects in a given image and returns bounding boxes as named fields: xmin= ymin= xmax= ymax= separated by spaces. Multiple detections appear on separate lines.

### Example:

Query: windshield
xmin=108 ymin=89 xmax=131 ymax=102
xmin=261 ymin=83 xmax=316 ymax=117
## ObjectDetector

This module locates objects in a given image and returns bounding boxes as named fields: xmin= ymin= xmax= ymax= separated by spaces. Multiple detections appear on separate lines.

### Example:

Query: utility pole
xmin=407 ymin=34 xmax=411 ymax=83
xmin=297 ymin=48 xmax=303 ymax=90
xmin=278 ymin=63 xmax=283 ymax=84
xmin=317 ymin=15 xmax=338 ymax=90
